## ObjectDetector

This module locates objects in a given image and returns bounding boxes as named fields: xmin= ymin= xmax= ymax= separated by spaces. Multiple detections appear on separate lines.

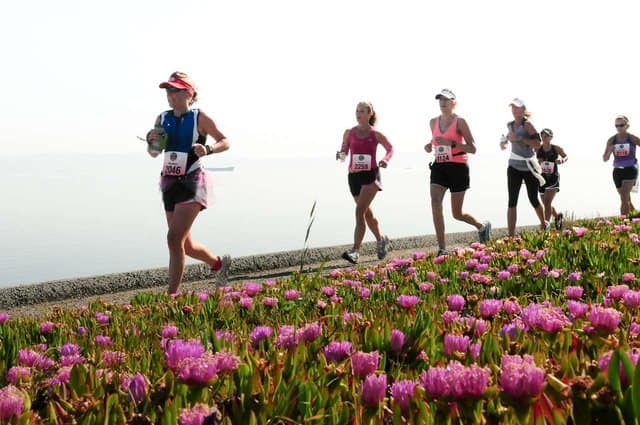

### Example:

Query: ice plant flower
xmin=165 ymin=339 xmax=205 ymax=371
xmin=470 ymin=342 xmax=482 ymax=359
xmin=122 ymin=373 xmax=148 ymax=404
xmin=323 ymin=341 xmax=352 ymax=362
xmin=0 ymin=313 xmax=9 ymax=324
xmin=95 ymin=335 xmax=113 ymax=347
xmin=243 ymin=282 xmax=262 ymax=296
xmin=250 ymin=326 xmax=273 ymax=347
xmin=568 ymin=272 xmax=582 ymax=282
xmin=39 ymin=321 xmax=55 ymax=334
xmin=419 ymin=282 xmax=435 ymax=292
xmin=17 ymin=349 xmax=54 ymax=370
xmin=443 ymin=334 xmax=470 ymax=356
xmin=0 ymin=385 xmax=24 ymax=420
xmin=607 ymin=285 xmax=630 ymax=301
xmin=622 ymin=273 xmax=636 ymax=283
xmin=351 ymin=351 xmax=379 ymax=377
xmin=479 ymin=299 xmax=503 ymax=319
xmin=321 ymin=286 xmax=336 ymax=297
xmin=284 ymin=290 xmax=301 ymax=301
xmin=390 ymin=329 xmax=405 ymax=353
xmin=565 ymin=286 xmax=584 ymax=300
xmin=179 ymin=403 xmax=219 ymax=425
xmin=275 ymin=325 xmax=299 ymax=350
xmin=503 ymin=299 xmax=521 ymax=315
xmin=499 ymin=354 xmax=545 ymax=401
xmin=101 ymin=350 xmax=126 ymax=368
xmin=262 ymin=297 xmax=278 ymax=307
xmin=212 ymin=351 xmax=241 ymax=374
xmin=397 ymin=295 xmax=420 ymax=309
xmin=442 ymin=310 xmax=460 ymax=325
xmin=447 ymin=295 xmax=465 ymax=311
xmin=361 ymin=374 xmax=386 ymax=407
xmin=588 ymin=306 xmax=622 ymax=333
xmin=573 ymin=226 xmax=588 ymax=237
xmin=520 ymin=303 xmax=570 ymax=333
xmin=420 ymin=361 xmax=489 ymax=400
xmin=623 ymin=290 xmax=640 ymax=308
xmin=238 ymin=297 xmax=253 ymax=309
xmin=567 ymin=300 xmax=589 ymax=319
xmin=497 ymin=270 xmax=511 ymax=280
xmin=298 ymin=322 xmax=322 ymax=343
xmin=95 ymin=312 xmax=110 ymax=325
xmin=161 ymin=325 xmax=179 ymax=339
xmin=391 ymin=379 xmax=417 ymax=415
xmin=6 ymin=367 xmax=31 ymax=385
xmin=177 ymin=353 xmax=219 ymax=386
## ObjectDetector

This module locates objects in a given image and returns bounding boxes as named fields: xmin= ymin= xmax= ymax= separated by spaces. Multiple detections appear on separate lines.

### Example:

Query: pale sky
xmin=3 ymin=0 xmax=639 ymax=159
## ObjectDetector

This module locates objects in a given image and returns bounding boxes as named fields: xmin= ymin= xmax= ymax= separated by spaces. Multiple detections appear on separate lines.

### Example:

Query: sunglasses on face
xmin=615 ymin=124 xmax=627 ymax=128
xmin=165 ymin=87 xmax=186 ymax=93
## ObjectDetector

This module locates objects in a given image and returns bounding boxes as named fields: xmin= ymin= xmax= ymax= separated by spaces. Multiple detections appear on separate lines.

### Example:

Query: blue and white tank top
xmin=160 ymin=109 xmax=206 ymax=176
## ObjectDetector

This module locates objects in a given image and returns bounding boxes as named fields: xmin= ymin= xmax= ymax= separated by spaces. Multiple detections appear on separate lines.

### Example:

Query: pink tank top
xmin=348 ymin=127 xmax=378 ymax=172
xmin=431 ymin=116 xmax=467 ymax=164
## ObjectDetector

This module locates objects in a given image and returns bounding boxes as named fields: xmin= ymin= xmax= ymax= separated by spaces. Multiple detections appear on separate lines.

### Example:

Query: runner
xmin=146 ymin=71 xmax=231 ymax=294
xmin=424 ymin=89 xmax=491 ymax=255
xmin=537 ymin=128 xmax=568 ymax=229
xmin=337 ymin=101 xmax=393 ymax=264
xmin=602 ymin=115 xmax=640 ymax=215
xmin=501 ymin=98 xmax=546 ymax=236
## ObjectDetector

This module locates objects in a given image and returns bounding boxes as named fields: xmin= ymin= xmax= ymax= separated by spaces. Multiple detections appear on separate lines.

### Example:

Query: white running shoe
xmin=342 ymin=249 xmax=359 ymax=264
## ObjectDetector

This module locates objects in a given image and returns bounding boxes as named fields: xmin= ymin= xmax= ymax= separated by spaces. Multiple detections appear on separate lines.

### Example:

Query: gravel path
xmin=2 ymin=226 xmax=521 ymax=319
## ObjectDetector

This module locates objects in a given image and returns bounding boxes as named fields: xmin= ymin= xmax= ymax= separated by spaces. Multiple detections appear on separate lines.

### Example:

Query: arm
xmin=603 ymin=136 xmax=614 ymax=161
xmin=195 ymin=111 xmax=230 ymax=157
xmin=455 ymin=118 xmax=477 ymax=154
xmin=424 ymin=118 xmax=436 ymax=153
xmin=555 ymin=145 xmax=568 ymax=164
xmin=376 ymin=131 xmax=393 ymax=167
xmin=522 ymin=122 xmax=542 ymax=149
xmin=337 ymin=129 xmax=350 ymax=160
xmin=630 ymin=134 xmax=640 ymax=147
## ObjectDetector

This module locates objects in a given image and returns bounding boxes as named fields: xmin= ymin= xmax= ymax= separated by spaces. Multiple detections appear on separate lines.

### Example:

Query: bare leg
xmin=450 ymin=191 xmax=482 ymax=229
xmin=618 ymin=181 xmax=635 ymax=215
xmin=430 ymin=184 xmax=447 ymax=250
xmin=353 ymin=183 xmax=379 ymax=250
xmin=165 ymin=203 xmax=202 ymax=294
xmin=541 ymin=189 xmax=558 ymax=222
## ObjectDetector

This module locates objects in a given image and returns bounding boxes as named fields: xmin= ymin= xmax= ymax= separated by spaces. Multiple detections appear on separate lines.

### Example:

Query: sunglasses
xmin=165 ymin=87 xmax=186 ymax=93
xmin=615 ymin=124 xmax=627 ymax=128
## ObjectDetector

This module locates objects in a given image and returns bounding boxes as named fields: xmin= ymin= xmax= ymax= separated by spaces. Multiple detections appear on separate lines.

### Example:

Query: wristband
xmin=205 ymin=145 xmax=214 ymax=155
xmin=451 ymin=141 xmax=457 ymax=148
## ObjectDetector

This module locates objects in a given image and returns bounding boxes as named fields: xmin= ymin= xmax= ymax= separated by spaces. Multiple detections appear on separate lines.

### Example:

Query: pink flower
xmin=323 ymin=341 xmax=352 ymax=362
xmin=100 ymin=350 xmax=126 ymax=368
xmin=321 ymin=286 xmax=336 ymax=297
xmin=503 ymin=300 xmax=521 ymax=315
xmin=460 ymin=270 xmax=469 ymax=280
xmin=479 ymin=299 xmax=503 ymax=319
xmin=243 ymin=282 xmax=262 ymax=296
xmin=298 ymin=322 xmax=322 ymax=343
xmin=624 ymin=291 xmax=640 ymax=308
xmin=622 ymin=273 xmax=636 ymax=283
xmin=122 ymin=373 xmax=147 ymax=405
xmin=588 ymin=306 xmax=622 ymax=333
xmin=447 ymin=295 xmax=465 ymax=311
xmin=565 ymin=286 xmax=584 ymax=300
xmin=95 ymin=335 xmax=112 ymax=347
xmin=497 ymin=270 xmax=511 ymax=280
xmin=0 ymin=385 xmax=24 ymax=420
xmin=179 ymin=403 xmax=218 ymax=425
xmin=359 ymin=287 xmax=371 ymax=298
xmin=262 ymin=297 xmax=278 ymax=307
xmin=351 ymin=351 xmax=379 ymax=377
xmin=275 ymin=325 xmax=299 ymax=350
xmin=433 ymin=255 xmax=446 ymax=264
xmin=238 ymin=297 xmax=253 ymax=309
xmin=284 ymin=290 xmax=301 ymax=301
xmin=6 ymin=367 xmax=31 ymax=385
xmin=95 ymin=312 xmax=110 ymax=325
xmin=607 ymin=285 xmax=630 ymax=301
xmin=390 ymin=329 xmax=405 ymax=353
xmin=397 ymin=295 xmax=420 ymax=309
xmin=419 ymin=282 xmax=434 ymax=292
xmin=165 ymin=339 xmax=205 ymax=371
xmin=250 ymin=326 xmax=273 ymax=346
xmin=573 ymin=226 xmax=588 ymax=237
xmin=507 ymin=264 xmax=519 ymax=274
xmin=162 ymin=325 xmax=179 ymax=339
xmin=499 ymin=354 xmax=545 ymax=401
xmin=567 ymin=300 xmax=589 ymax=319
xmin=362 ymin=374 xmax=387 ymax=407
xmin=568 ymin=272 xmax=582 ymax=282
xmin=390 ymin=379 xmax=417 ymax=415
xmin=413 ymin=251 xmax=427 ymax=260
xmin=0 ymin=313 xmax=9 ymax=324
xmin=177 ymin=353 xmax=218 ymax=386
xmin=443 ymin=334 xmax=470 ymax=356
xmin=39 ymin=321 xmax=55 ymax=334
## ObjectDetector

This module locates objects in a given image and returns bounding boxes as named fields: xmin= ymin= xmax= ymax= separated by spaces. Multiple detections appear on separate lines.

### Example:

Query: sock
xmin=212 ymin=256 xmax=222 ymax=271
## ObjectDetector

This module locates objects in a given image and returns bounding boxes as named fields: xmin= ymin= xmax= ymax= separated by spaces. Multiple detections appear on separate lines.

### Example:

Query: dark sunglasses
xmin=165 ymin=87 xmax=186 ymax=93
xmin=615 ymin=124 xmax=627 ymax=128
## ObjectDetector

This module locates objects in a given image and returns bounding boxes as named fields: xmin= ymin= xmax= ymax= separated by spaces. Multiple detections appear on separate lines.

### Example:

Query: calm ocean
xmin=0 ymin=151 xmax=622 ymax=287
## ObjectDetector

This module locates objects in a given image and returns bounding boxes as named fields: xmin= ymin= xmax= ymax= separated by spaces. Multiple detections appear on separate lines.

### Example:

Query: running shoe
xmin=377 ymin=236 xmax=390 ymax=260
xmin=342 ymin=249 xmax=359 ymax=264
xmin=436 ymin=248 xmax=449 ymax=256
xmin=555 ymin=213 xmax=564 ymax=230
xmin=213 ymin=254 xmax=232 ymax=285
xmin=478 ymin=221 xmax=492 ymax=244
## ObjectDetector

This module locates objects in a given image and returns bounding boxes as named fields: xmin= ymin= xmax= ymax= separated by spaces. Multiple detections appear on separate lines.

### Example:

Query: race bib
xmin=163 ymin=151 xmax=188 ymax=176
xmin=614 ymin=144 xmax=630 ymax=157
xmin=435 ymin=145 xmax=452 ymax=163
xmin=540 ymin=161 xmax=555 ymax=174
xmin=352 ymin=154 xmax=372 ymax=171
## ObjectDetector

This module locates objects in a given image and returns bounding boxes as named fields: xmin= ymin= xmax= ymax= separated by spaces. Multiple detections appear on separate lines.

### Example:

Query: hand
xmin=147 ymin=129 xmax=160 ymax=142
xmin=193 ymin=144 xmax=207 ymax=158
xmin=500 ymin=141 xmax=508 ymax=151
xmin=424 ymin=143 xmax=433 ymax=153
xmin=378 ymin=159 xmax=388 ymax=168
xmin=507 ymin=132 xmax=518 ymax=142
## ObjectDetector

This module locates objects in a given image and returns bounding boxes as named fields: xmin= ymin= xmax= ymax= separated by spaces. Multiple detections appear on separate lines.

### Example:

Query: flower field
xmin=1 ymin=217 xmax=640 ymax=424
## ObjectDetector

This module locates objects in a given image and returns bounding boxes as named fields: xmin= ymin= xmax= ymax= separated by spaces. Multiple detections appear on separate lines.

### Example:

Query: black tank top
xmin=536 ymin=145 xmax=559 ymax=176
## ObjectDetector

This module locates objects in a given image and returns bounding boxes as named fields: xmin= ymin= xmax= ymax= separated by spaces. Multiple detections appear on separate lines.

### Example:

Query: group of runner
xmin=145 ymin=73 xmax=639 ymax=293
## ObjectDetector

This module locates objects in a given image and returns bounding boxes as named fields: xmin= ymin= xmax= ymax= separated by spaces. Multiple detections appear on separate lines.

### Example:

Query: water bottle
xmin=337 ymin=151 xmax=346 ymax=162
xmin=150 ymin=126 xmax=167 ymax=154
xmin=500 ymin=134 xmax=508 ymax=150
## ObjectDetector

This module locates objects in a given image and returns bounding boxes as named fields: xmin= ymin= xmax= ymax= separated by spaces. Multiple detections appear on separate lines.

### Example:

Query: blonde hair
xmin=616 ymin=115 xmax=629 ymax=125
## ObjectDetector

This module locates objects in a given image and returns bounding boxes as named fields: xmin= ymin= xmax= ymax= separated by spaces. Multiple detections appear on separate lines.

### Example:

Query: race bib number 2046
xmin=163 ymin=151 xmax=188 ymax=176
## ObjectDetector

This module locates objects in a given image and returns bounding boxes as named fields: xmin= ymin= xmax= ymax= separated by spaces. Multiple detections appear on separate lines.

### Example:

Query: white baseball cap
xmin=509 ymin=98 xmax=526 ymax=108
xmin=435 ymin=89 xmax=456 ymax=100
